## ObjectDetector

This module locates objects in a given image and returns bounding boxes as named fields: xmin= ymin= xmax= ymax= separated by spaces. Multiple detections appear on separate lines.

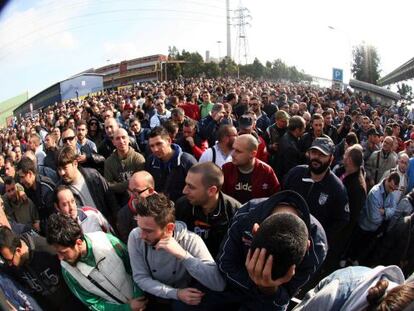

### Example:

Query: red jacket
xmin=222 ymin=159 xmax=280 ymax=203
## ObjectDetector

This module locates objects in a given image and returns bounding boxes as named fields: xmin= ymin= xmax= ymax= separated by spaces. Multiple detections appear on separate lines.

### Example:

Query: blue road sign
xmin=332 ymin=68 xmax=343 ymax=82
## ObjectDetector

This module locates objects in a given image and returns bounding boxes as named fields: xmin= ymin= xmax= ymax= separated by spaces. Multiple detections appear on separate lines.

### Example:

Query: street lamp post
xmin=328 ymin=25 xmax=352 ymax=84
xmin=217 ymin=40 xmax=222 ymax=61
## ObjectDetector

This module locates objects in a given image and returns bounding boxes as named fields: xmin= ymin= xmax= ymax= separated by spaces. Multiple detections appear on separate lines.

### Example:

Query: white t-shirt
xmin=199 ymin=144 xmax=232 ymax=168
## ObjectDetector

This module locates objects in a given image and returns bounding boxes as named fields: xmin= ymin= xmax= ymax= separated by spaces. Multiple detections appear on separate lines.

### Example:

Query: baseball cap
xmin=309 ymin=137 xmax=335 ymax=156
xmin=275 ymin=110 xmax=290 ymax=121
xmin=367 ymin=128 xmax=380 ymax=137
xmin=238 ymin=116 xmax=254 ymax=129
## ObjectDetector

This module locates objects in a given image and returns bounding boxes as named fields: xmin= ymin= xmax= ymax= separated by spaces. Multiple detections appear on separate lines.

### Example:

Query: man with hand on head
xmin=128 ymin=193 xmax=225 ymax=309
xmin=217 ymin=190 xmax=327 ymax=310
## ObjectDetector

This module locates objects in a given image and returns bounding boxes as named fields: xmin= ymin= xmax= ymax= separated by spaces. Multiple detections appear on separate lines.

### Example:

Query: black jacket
xmin=175 ymin=192 xmax=241 ymax=258
xmin=217 ymin=191 xmax=327 ymax=310
xmin=8 ymin=233 xmax=85 ymax=310
xmin=283 ymin=165 xmax=350 ymax=244
xmin=278 ymin=131 xmax=304 ymax=180
xmin=63 ymin=167 xmax=119 ymax=223
xmin=25 ymin=175 xmax=55 ymax=235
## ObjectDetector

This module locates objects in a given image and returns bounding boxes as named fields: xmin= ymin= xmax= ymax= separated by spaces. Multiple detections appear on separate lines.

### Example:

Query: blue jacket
xmin=146 ymin=144 xmax=197 ymax=202
xmin=293 ymin=265 xmax=405 ymax=311
xmin=359 ymin=181 xmax=397 ymax=232
xmin=217 ymin=190 xmax=328 ymax=311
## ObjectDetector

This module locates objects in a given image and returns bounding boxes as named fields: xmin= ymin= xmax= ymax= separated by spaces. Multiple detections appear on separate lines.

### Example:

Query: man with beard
xmin=0 ymin=226 xmax=85 ymax=310
xmin=175 ymin=162 xmax=240 ymax=257
xmin=199 ymin=124 xmax=237 ymax=168
xmin=299 ymin=113 xmax=330 ymax=153
xmin=283 ymin=137 xmax=349 ymax=245
xmin=128 ymin=193 xmax=225 ymax=308
xmin=365 ymin=136 xmax=397 ymax=189
xmin=381 ymin=152 xmax=409 ymax=203
xmin=2 ymin=177 xmax=39 ymax=232
xmin=46 ymin=213 xmax=147 ymax=310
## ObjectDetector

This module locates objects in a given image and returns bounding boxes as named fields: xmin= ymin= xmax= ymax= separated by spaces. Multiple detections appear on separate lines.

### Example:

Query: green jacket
xmin=62 ymin=234 xmax=144 ymax=311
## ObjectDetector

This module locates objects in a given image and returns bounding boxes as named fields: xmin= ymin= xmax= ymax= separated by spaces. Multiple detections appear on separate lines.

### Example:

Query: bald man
xmin=98 ymin=117 xmax=140 ymax=158
xmin=116 ymin=171 xmax=155 ymax=242
xmin=104 ymin=128 xmax=146 ymax=206
xmin=222 ymin=134 xmax=280 ymax=204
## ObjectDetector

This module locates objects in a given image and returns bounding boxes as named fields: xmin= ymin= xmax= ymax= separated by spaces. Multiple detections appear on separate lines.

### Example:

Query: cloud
xmin=0 ymin=1 xmax=88 ymax=61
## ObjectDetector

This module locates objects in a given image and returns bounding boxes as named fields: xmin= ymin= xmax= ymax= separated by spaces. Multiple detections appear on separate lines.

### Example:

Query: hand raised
xmin=245 ymin=248 xmax=295 ymax=294
xmin=156 ymin=237 xmax=187 ymax=259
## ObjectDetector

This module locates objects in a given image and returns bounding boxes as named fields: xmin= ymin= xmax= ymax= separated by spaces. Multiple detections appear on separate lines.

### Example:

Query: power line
xmin=232 ymin=1 xmax=251 ymax=64
xmin=0 ymin=8 xmax=225 ymax=51
xmin=0 ymin=15 xmax=224 ymax=61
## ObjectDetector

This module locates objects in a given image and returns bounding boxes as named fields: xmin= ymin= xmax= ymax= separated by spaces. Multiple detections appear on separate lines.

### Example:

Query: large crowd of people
xmin=0 ymin=77 xmax=413 ymax=310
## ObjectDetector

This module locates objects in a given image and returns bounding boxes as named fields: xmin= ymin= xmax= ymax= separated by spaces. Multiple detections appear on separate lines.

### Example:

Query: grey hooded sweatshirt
xmin=127 ymin=221 xmax=226 ymax=300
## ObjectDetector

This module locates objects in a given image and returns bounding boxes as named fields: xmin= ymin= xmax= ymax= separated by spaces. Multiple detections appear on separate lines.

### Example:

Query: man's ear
xmin=252 ymin=223 xmax=260 ymax=236
xmin=166 ymin=222 xmax=175 ymax=235
xmin=307 ymin=239 xmax=311 ymax=251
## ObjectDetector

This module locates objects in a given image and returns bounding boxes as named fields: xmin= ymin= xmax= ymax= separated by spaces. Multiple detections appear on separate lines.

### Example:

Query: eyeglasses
xmin=62 ymin=136 xmax=76 ymax=143
xmin=2 ymin=249 xmax=16 ymax=265
xmin=128 ymin=187 xmax=150 ymax=197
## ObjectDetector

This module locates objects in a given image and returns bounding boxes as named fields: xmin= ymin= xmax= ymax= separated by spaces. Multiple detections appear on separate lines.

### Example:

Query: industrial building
xmin=13 ymin=73 xmax=103 ymax=118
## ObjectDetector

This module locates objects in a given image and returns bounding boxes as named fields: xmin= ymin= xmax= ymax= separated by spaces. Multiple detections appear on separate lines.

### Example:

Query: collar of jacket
xmin=151 ymin=143 xmax=182 ymax=170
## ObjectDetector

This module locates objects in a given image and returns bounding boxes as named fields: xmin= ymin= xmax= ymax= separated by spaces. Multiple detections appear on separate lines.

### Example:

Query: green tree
xmin=219 ymin=56 xmax=238 ymax=77
xmin=397 ymin=83 xmax=413 ymax=100
xmin=180 ymin=50 xmax=204 ymax=77
xmin=352 ymin=43 xmax=381 ymax=85
xmin=203 ymin=62 xmax=221 ymax=78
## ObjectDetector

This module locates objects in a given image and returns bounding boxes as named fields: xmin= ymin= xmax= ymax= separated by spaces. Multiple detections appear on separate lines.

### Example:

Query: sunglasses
xmin=62 ymin=136 xmax=76 ymax=143
xmin=128 ymin=187 xmax=150 ymax=197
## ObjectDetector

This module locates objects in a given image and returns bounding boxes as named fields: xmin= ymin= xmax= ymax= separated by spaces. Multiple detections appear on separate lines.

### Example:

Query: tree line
xmin=166 ymin=46 xmax=313 ymax=82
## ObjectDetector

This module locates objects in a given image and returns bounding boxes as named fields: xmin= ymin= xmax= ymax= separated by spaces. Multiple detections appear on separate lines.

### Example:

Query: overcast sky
xmin=0 ymin=0 xmax=412 ymax=102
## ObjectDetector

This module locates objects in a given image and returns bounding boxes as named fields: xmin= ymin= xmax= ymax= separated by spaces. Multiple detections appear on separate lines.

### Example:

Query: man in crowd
xmin=222 ymin=134 xmax=280 ymax=204
xmin=299 ymin=113 xmax=329 ymax=152
xmin=365 ymin=136 xmax=397 ymax=189
xmin=0 ymin=226 xmax=84 ymax=310
xmin=54 ymin=185 xmax=113 ymax=234
xmin=145 ymin=126 xmax=197 ymax=202
xmin=248 ymin=96 xmax=270 ymax=133
xmin=104 ymin=128 xmax=146 ymax=206
xmin=2 ymin=176 xmax=40 ymax=232
xmin=199 ymin=124 xmax=237 ymax=168
xmin=46 ymin=213 xmax=147 ymax=310
xmin=381 ymin=152 xmax=409 ymax=203
xmin=362 ymin=128 xmax=381 ymax=161
xmin=277 ymin=115 xmax=306 ymax=179
xmin=176 ymin=162 xmax=241 ymax=257
xmin=150 ymin=98 xmax=171 ymax=128
xmin=323 ymin=110 xmax=338 ymax=144
xmin=176 ymin=118 xmax=208 ymax=160
xmin=218 ymin=190 xmax=327 ymax=310
xmin=198 ymin=103 xmax=226 ymax=147
xmin=26 ymin=133 xmax=46 ymax=167
xmin=16 ymin=157 xmax=55 ymax=235
xmin=57 ymin=146 xmax=118 ymax=225
xmin=128 ymin=193 xmax=225 ymax=308
xmin=283 ymin=137 xmax=349 ymax=245
xmin=265 ymin=110 xmax=289 ymax=172
xmin=344 ymin=172 xmax=400 ymax=265
xmin=116 ymin=170 xmax=156 ymax=243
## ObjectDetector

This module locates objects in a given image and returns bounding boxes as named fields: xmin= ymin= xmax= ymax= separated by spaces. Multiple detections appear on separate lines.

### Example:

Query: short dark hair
xmin=3 ymin=176 xmax=15 ymax=186
xmin=347 ymin=145 xmax=363 ymax=168
xmin=288 ymin=116 xmax=305 ymax=132
xmin=135 ymin=193 xmax=175 ymax=228
xmin=0 ymin=226 xmax=21 ymax=252
xmin=345 ymin=132 xmax=359 ymax=146
xmin=387 ymin=171 xmax=400 ymax=185
xmin=149 ymin=126 xmax=170 ymax=140
xmin=183 ymin=118 xmax=197 ymax=128
xmin=217 ymin=124 xmax=236 ymax=141
xmin=189 ymin=162 xmax=224 ymax=190
xmin=54 ymin=185 xmax=72 ymax=205
xmin=46 ymin=213 xmax=84 ymax=247
xmin=16 ymin=157 xmax=37 ymax=175
xmin=250 ymin=213 xmax=308 ymax=279
xmin=57 ymin=145 xmax=77 ymax=168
